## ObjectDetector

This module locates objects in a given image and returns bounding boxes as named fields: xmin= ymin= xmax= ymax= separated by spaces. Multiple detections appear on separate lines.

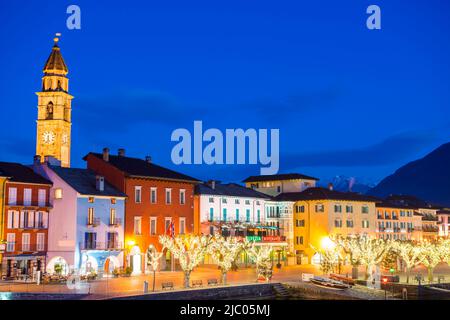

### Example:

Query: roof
xmin=50 ymin=166 xmax=126 ymax=197
xmin=385 ymin=194 xmax=441 ymax=209
xmin=0 ymin=162 xmax=52 ymax=185
xmin=242 ymin=173 xmax=319 ymax=183
xmin=43 ymin=41 xmax=68 ymax=73
xmin=375 ymin=201 xmax=417 ymax=210
xmin=85 ymin=153 xmax=200 ymax=183
xmin=437 ymin=209 xmax=450 ymax=215
xmin=273 ymin=187 xmax=378 ymax=202
xmin=195 ymin=182 xmax=270 ymax=199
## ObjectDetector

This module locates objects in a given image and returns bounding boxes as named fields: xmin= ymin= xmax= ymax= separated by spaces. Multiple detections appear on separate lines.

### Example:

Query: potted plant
xmin=123 ymin=266 xmax=132 ymax=277
xmin=112 ymin=268 xmax=120 ymax=278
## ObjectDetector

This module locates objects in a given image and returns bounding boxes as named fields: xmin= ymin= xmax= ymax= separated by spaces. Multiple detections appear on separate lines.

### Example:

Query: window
xmin=135 ymin=186 xmax=142 ymax=203
xmin=150 ymin=217 xmax=157 ymax=235
xmin=88 ymin=208 xmax=94 ymax=225
xmin=334 ymin=220 xmax=342 ymax=228
xmin=22 ymin=233 xmax=30 ymax=251
xmin=134 ymin=216 xmax=142 ymax=235
xmin=222 ymin=198 xmax=227 ymax=204
xmin=295 ymin=205 xmax=305 ymax=213
xmin=346 ymin=220 xmax=354 ymax=228
xmin=246 ymin=209 xmax=250 ymax=222
xmin=277 ymin=186 xmax=281 ymax=193
xmin=150 ymin=187 xmax=157 ymax=204
xmin=88 ymin=197 xmax=95 ymax=203
xmin=35 ymin=211 xmax=48 ymax=228
xmin=296 ymin=219 xmax=305 ymax=227
xmin=222 ymin=208 xmax=227 ymax=222
xmin=235 ymin=209 xmax=240 ymax=221
xmin=362 ymin=220 xmax=369 ymax=228
xmin=179 ymin=217 xmax=186 ymax=234
xmin=54 ymin=188 xmax=63 ymax=199
xmin=346 ymin=205 xmax=353 ymax=213
xmin=257 ymin=209 xmax=261 ymax=223
xmin=6 ymin=233 xmax=15 ymax=252
xmin=209 ymin=197 xmax=214 ymax=203
xmin=164 ymin=218 xmax=172 ymax=234
xmin=209 ymin=208 xmax=214 ymax=221
xmin=23 ymin=189 xmax=32 ymax=206
xmin=296 ymin=236 xmax=304 ymax=245
xmin=107 ymin=232 xmax=118 ymax=249
xmin=179 ymin=189 xmax=186 ymax=205
xmin=111 ymin=198 xmax=116 ymax=204
xmin=245 ymin=200 xmax=250 ymax=205
xmin=256 ymin=201 xmax=260 ymax=205
xmin=362 ymin=205 xmax=369 ymax=214
xmin=235 ymin=199 xmax=240 ymax=204
xmin=315 ymin=204 xmax=324 ymax=212
xmin=110 ymin=208 xmax=116 ymax=225
xmin=84 ymin=232 xmax=97 ymax=249
xmin=37 ymin=233 xmax=45 ymax=251
xmin=334 ymin=205 xmax=342 ymax=213
xmin=38 ymin=189 xmax=46 ymax=207
xmin=165 ymin=188 xmax=172 ymax=204
xmin=8 ymin=187 xmax=17 ymax=205
xmin=20 ymin=211 xmax=25 ymax=229
xmin=27 ymin=211 xmax=35 ymax=228
xmin=7 ymin=210 xmax=20 ymax=229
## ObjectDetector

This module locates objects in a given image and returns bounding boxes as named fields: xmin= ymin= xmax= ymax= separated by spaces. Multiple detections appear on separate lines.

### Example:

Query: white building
xmin=34 ymin=160 xmax=126 ymax=276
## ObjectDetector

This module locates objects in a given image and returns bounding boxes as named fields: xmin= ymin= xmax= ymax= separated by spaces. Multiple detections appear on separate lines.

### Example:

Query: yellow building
xmin=274 ymin=187 xmax=378 ymax=264
xmin=36 ymin=35 xmax=73 ymax=168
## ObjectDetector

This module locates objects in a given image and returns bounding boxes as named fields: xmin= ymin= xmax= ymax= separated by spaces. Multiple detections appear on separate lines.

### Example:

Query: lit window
xmin=165 ymin=188 xmax=172 ymax=204
xmin=54 ymin=188 xmax=63 ymax=199
xmin=151 ymin=187 xmax=157 ymax=204
xmin=88 ymin=197 xmax=94 ymax=203
xmin=135 ymin=186 xmax=142 ymax=203
xmin=179 ymin=189 xmax=186 ymax=205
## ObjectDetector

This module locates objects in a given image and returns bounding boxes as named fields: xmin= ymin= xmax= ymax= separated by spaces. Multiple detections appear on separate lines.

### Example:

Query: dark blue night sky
xmin=1 ymin=0 xmax=449 ymax=185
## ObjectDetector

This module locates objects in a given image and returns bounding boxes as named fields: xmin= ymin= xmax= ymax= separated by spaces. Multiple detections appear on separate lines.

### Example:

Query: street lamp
xmin=382 ymin=277 xmax=388 ymax=300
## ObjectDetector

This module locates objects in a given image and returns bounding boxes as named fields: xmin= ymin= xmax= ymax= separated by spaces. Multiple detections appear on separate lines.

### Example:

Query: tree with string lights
xmin=246 ymin=243 xmax=273 ymax=282
xmin=207 ymin=235 xmax=244 ymax=285
xmin=392 ymin=241 xmax=423 ymax=284
xmin=159 ymin=234 xmax=212 ymax=288
xmin=418 ymin=240 xmax=445 ymax=283
xmin=146 ymin=245 xmax=164 ymax=292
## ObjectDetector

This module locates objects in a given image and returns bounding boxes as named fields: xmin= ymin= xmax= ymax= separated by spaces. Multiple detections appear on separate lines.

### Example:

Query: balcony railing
xmin=109 ymin=217 xmax=122 ymax=227
xmin=5 ymin=242 xmax=47 ymax=253
xmin=87 ymin=217 xmax=101 ymax=227
xmin=79 ymin=241 xmax=123 ymax=250
xmin=7 ymin=201 xmax=51 ymax=208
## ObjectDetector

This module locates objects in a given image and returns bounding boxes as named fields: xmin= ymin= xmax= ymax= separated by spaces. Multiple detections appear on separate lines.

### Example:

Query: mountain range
xmin=368 ymin=142 xmax=450 ymax=206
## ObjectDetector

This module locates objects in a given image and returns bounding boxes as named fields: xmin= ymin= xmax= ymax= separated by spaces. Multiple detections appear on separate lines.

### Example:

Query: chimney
xmin=103 ymin=148 xmax=110 ymax=162
xmin=96 ymin=175 xmax=105 ymax=192
xmin=207 ymin=180 xmax=217 ymax=190
xmin=328 ymin=183 xmax=333 ymax=191
xmin=33 ymin=155 xmax=41 ymax=165
xmin=145 ymin=156 xmax=152 ymax=163
xmin=118 ymin=148 xmax=125 ymax=157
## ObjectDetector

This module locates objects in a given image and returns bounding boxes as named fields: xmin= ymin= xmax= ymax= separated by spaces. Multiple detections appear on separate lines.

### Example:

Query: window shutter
xmin=42 ymin=212 xmax=48 ymax=228
xmin=7 ymin=211 xmax=13 ymax=229
xmin=19 ymin=211 xmax=25 ymax=228
xmin=13 ymin=211 xmax=19 ymax=228
xmin=28 ymin=211 xmax=35 ymax=228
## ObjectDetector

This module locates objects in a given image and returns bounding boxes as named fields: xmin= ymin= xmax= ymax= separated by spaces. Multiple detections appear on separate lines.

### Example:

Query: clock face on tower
xmin=42 ymin=131 xmax=55 ymax=144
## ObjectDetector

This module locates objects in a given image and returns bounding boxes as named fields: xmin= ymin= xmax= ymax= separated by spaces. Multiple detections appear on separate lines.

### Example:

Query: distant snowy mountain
xmin=318 ymin=175 xmax=375 ymax=194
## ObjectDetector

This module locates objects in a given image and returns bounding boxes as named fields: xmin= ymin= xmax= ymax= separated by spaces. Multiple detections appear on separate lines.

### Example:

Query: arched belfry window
xmin=46 ymin=102 xmax=54 ymax=119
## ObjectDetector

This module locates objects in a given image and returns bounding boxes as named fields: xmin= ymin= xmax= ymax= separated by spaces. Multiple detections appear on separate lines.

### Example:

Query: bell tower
xmin=36 ymin=34 xmax=73 ymax=167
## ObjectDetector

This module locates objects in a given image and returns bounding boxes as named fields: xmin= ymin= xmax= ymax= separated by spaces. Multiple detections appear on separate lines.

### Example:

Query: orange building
xmin=0 ymin=162 xmax=52 ymax=279
xmin=84 ymin=148 xmax=200 ymax=274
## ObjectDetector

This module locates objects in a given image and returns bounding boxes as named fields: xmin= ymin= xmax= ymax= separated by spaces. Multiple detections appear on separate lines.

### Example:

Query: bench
xmin=161 ymin=282 xmax=174 ymax=290
xmin=207 ymin=278 xmax=218 ymax=286
xmin=192 ymin=280 xmax=203 ymax=287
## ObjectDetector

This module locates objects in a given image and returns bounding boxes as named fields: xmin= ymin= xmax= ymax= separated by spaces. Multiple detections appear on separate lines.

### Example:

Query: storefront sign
xmin=246 ymin=235 xmax=262 ymax=242
xmin=262 ymin=236 xmax=282 ymax=242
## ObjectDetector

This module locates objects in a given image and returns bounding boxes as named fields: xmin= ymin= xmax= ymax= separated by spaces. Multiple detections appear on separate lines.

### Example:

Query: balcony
xmin=6 ymin=201 xmax=52 ymax=209
xmin=79 ymin=241 xmax=123 ymax=251
xmin=422 ymin=215 xmax=439 ymax=222
xmin=87 ymin=217 xmax=100 ymax=227
xmin=109 ymin=217 xmax=122 ymax=227
xmin=5 ymin=242 xmax=46 ymax=253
